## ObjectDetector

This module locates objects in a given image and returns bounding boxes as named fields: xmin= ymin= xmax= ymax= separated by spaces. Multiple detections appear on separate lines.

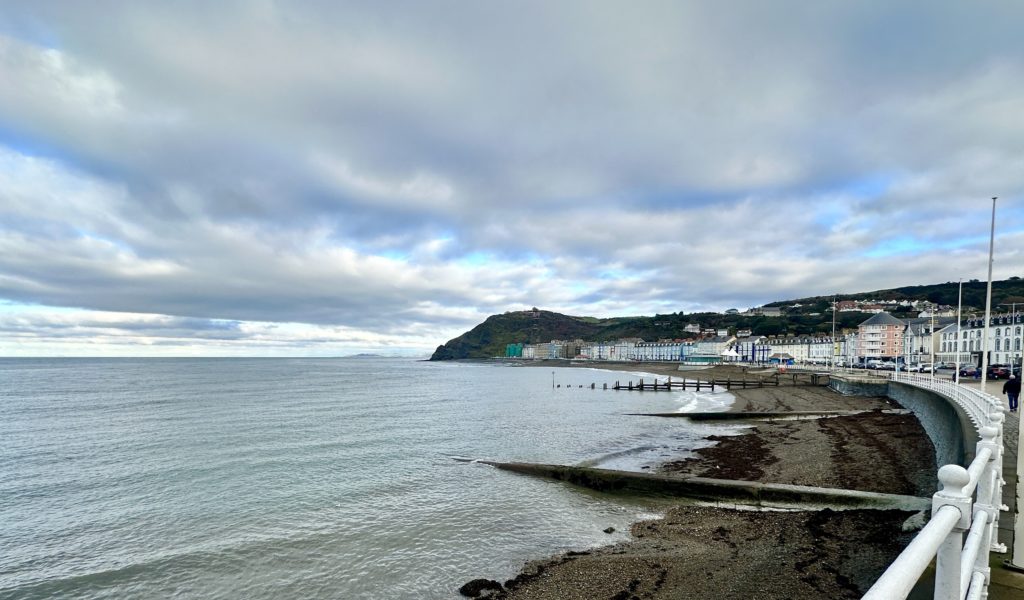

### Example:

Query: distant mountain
xmin=429 ymin=277 xmax=1024 ymax=360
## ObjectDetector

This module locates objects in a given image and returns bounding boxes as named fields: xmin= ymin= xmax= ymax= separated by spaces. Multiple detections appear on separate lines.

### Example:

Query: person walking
xmin=1004 ymin=375 xmax=1021 ymax=412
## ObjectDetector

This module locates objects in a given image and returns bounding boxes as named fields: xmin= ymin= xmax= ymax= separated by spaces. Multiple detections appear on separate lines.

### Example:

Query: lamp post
xmin=831 ymin=296 xmax=837 ymax=371
xmin=930 ymin=311 xmax=936 ymax=379
xmin=980 ymin=197 xmax=996 ymax=390
xmin=956 ymin=279 xmax=962 ymax=384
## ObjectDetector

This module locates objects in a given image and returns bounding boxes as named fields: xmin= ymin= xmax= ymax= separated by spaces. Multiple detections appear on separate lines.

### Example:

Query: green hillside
xmin=429 ymin=277 xmax=1024 ymax=360
xmin=766 ymin=277 xmax=1024 ymax=313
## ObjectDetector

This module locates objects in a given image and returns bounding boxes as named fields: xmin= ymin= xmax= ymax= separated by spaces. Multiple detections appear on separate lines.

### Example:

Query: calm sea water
xmin=0 ymin=358 xmax=737 ymax=599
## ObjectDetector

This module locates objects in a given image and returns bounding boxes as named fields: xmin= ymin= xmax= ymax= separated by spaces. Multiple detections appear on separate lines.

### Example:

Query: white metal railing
xmin=862 ymin=375 xmax=1005 ymax=599
xmin=891 ymin=373 xmax=1002 ymax=430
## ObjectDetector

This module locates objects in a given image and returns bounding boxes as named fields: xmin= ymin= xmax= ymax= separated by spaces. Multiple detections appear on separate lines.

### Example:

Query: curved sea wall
xmin=830 ymin=376 xmax=970 ymax=471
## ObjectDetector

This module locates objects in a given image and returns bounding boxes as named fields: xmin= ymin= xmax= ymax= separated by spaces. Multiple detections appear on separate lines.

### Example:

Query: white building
xmin=733 ymin=335 xmax=769 ymax=363
xmin=765 ymin=336 xmax=811 ymax=363
xmin=900 ymin=318 xmax=954 ymax=365
xmin=610 ymin=339 xmax=640 ymax=361
xmin=689 ymin=336 xmax=735 ymax=363
xmin=807 ymin=337 xmax=837 ymax=364
xmin=935 ymin=313 xmax=1024 ymax=367
xmin=630 ymin=341 xmax=683 ymax=361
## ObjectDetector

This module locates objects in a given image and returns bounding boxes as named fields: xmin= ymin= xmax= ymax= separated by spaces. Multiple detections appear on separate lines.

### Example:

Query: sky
xmin=1 ymin=1 xmax=1023 ymax=357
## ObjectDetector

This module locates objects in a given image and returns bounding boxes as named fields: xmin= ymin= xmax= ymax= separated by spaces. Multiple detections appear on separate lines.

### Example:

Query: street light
xmin=955 ymin=279 xmax=962 ymax=384
xmin=980 ymin=197 xmax=996 ymax=390
xmin=831 ymin=295 xmax=837 ymax=371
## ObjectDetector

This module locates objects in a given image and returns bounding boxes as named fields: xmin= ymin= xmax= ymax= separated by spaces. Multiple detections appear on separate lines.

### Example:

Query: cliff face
xmin=429 ymin=310 xmax=607 ymax=360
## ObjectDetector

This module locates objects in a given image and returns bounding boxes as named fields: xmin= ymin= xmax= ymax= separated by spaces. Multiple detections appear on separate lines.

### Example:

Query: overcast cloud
xmin=1 ymin=1 xmax=1022 ymax=356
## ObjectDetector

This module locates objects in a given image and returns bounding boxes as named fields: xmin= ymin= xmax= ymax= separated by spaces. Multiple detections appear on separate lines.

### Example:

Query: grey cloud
xmin=1 ymin=1 xmax=1024 ymax=353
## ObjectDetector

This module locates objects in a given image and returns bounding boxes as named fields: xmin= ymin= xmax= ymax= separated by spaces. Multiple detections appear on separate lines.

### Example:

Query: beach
xmin=462 ymin=363 xmax=936 ymax=599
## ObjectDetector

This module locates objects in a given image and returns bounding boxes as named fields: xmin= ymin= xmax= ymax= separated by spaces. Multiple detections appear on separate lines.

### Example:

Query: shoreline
xmin=460 ymin=362 xmax=936 ymax=599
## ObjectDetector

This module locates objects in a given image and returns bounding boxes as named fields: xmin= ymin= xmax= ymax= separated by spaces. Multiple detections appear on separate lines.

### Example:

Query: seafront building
xmin=733 ymin=335 xmax=769 ymax=363
xmin=934 ymin=312 xmax=1024 ymax=367
xmin=901 ymin=317 xmax=956 ymax=365
xmin=856 ymin=312 xmax=906 ymax=360
xmin=503 ymin=310 xmax=1023 ymax=368
xmin=630 ymin=340 xmax=688 ymax=361
xmin=689 ymin=335 xmax=736 ymax=363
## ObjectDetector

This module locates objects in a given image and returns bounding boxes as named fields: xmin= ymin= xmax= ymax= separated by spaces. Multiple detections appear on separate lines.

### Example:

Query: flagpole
xmin=955 ymin=279 xmax=962 ymax=384
xmin=981 ymin=197 xmax=996 ymax=390
xmin=831 ymin=296 xmax=837 ymax=371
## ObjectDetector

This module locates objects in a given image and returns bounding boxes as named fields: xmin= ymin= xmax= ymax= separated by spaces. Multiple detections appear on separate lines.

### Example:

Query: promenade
xmin=974 ymin=379 xmax=1024 ymax=597
xmin=908 ymin=378 xmax=1024 ymax=598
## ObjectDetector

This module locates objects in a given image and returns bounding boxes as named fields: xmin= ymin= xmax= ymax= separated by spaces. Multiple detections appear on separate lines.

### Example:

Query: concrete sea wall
xmin=830 ymin=377 xmax=972 ymax=470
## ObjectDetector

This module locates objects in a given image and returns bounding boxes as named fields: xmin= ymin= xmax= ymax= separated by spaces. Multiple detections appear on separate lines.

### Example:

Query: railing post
xmin=934 ymin=465 xmax=972 ymax=600
xmin=971 ymin=505 xmax=994 ymax=599
xmin=975 ymin=424 xmax=1006 ymax=554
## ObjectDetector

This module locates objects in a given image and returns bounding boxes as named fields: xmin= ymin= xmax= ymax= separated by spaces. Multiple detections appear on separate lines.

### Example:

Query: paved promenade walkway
xmin=964 ymin=379 xmax=1023 ymax=597
xmin=897 ymin=377 xmax=1024 ymax=598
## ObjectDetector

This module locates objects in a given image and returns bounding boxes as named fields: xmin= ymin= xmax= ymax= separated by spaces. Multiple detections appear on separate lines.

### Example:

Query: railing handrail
xmin=860 ymin=374 xmax=1004 ymax=599
xmin=890 ymin=372 xmax=1000 ymax=432
xmin=862 ymin=505 xmax=962 ymax=599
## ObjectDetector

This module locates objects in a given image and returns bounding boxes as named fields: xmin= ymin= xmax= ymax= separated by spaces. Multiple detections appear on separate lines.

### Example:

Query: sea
xmin=0 ymin=357 xmax=739 ymax=599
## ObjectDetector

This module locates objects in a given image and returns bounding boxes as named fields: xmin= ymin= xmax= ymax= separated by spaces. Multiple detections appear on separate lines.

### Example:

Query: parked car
xmin=959 ymin=365 xmax=980 ymax=377
xmin=909 ymin=363 xmax=934 ymax=373
xmin=987 ymin=364 xmax=1012 ymax=379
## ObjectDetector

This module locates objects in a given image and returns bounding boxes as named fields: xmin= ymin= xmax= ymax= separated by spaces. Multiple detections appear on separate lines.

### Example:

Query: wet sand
xmin=461 ymin=363 xmax=936 ymax=599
